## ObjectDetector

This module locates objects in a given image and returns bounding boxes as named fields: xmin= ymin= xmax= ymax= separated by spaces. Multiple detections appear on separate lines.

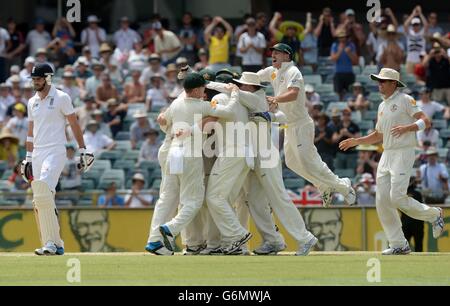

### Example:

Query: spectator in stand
xmin=61 ymin=71 xmax=81 ymax=103
xmin=113 ymin=16 xmax=141 ymax=53
xmin=81 ymin=15 xmax=106 ymax=59
xmin=204 ymin=16 xmax=233 ymax=71
xmin=355 ymin=144 xmax=379 ymax=179
xmin=124 ymin=70 xmax=145 ymax=104
xmin=5 ymin=18 xmax=25 ymax=69
xmin=76 ymin=96 xmax=97 ymax=132
xmin=423 ymin=43 xmax=450 ymax=104
xmin=5 ymin=103 xmax=27 ymax=147
xmin=125 ymin=173 xmax=153 ymax=208
xmin=417 ymin=87 xmax=450 ymax=119
xmin=25 ymin=18 xmax=51 ymax=57
xmin=140 ymin=53 xmax=166 ymax=88
xmin=314 ymin=113 xmax=335 ymax=170
xmin=331 ymin=30 xmax=358 ymax=100
xmin=164 ymin=64 xmax=183 ymax=97
xmin=426 ymin=12 xmax=444 ymax=46
xmin=60 ymin=144 xmax=81 ymax=191
xmin=0 ymin=128 xmax=18 ymax=168
xmin=85 ymin=60 xmax=104 ymax=98
xmin=333 ymin=107 xmax=361 ymax=168
xmin=146 ymin=74 xmax=168 ymax=112
xmin=130 ymin=110 xmax=154 ymax=150
xmin=194 ymin=48 xmax=209 ymax=71
xmin=5 ymin=89 xmax=26 ymax=119
xmin=0 ymin=22 xmax=10 ymax=83
xmin=81 ymin=46 xmax=94 ymax=66
xmin=238 ymin=17 xmax=266 ymax=72
xmin=51 ymin=17 xmax=77 ymax=58
xmin=255 ymin=12 xmax=270 ymax=40
xmin=96 ymin=73 xmax=119 ymax=108
xmin=197 ymin=15 xmax=213 ymax=49
xmin=378 ymin=25 xmax=404 ymax=72
xmin=347 ymin=82 xmax=369 ymax=123
xmin=97 ymin=182 xmax=125 ymax=208
xmin=127 ymin=40 xmax=149 ymax=72
xmin=104 ymin=98 xmax=127 ymax=138
xmin=34 ymin=48 xmax=48 ymax=64
xmin=0 ymin=83 xmax=14 ymax=127
xmin=404 ymin=6 xmax=428 ymax=74
xmin=355 ymin=172 xmax=376 ymax=205
xmin=315 ymin=7 xmax=337 ymax=57
xmin=302 ymin=12 xmax=319 ymax=70
xmin=153 ymin=21 xmax=182 ymax=66
xmin=92 ymin=109 xmax=112 ymax=138
xmin=178 ymin=12 xmax=197 ymax=65
xmin=417 ymin=122 xmax=440 ymax=148
xmin=310 ymin=101 xmax=324 ymax=122
xmin=338 ymin=9 xmax=366 ymax=59
xmin=83 ymin=120 xmax=115 ymax=154
xmin=418 ymin=148 xmax=449 ymax=204
xmin=138 ymin=128 xmax=161 ymax=164
xmin=20 ymin=57 xmax=35 ymax=84
xmin=269 ymin=12 xmax=303 ymax=64
xmin=99 ymin=43 xmax=113 ymax=68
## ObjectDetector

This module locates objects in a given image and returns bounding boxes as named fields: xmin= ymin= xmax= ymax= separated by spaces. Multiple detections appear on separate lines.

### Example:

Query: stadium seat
xmin=317 ymin=66 xmax=335 ymax=77
xmin=81 ymin=169 xmax=102 ymax=187
xmin=363 ymin=110 xmax=378 ymax=121
xmin=98 ymin=150 xmax=122 ymax=161
xmin=122 ymin=150 xmax=140 ymax=161
xmin=282 ymin=168 xmax=298 ymax=179
xmin=316 ymin=84 xmax=334 ymax=94
xmin=355 ymin=74 xmax=369 ymax=85
xmin=115 ymin=131 xmax=131 ymax=141
xmin=362 ymin=65 xmax=378 ymax=75
xmin=81 ymin=179 xmax=95 ymax=191
xmin=439 ymin=129 xmax=450 ymax=139
xmin=115 ymin=140 xmax=132 ymax=151
xmin=300 ymin=65 xmax=314 ymax=75
xmin=352 ymin=66 xmax=362 ymax=75
xmin=1 ymin=170 xmax=12 ymax=180
xmin=151 ymin=179 xmax=162 ymax=189
xmin=0 ymin=180 xmax=10 ymax=191
xmin=367 ymin=92 xmax=382 ymax=104
xmin=437 ymin=148 xmax=448 ymax=159
xmin=91 ymin=159 xmax=112 ymax=173
xmin=358 ymin=120 xmax=374 ymax=131
xmin=138 ymin=160 xmax=160 ymax=171
xmin=304 ymin=75 xmax=322 ymax=87
xmin=113 ymin=160 xmax=136 ymax=177
xmin=99 ymin=169 xmax=125 ymax=189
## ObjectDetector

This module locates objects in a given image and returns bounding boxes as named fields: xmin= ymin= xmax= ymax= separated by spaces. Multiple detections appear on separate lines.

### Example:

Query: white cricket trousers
xmin=32 ymin=146 xmax=67 ymax=192
xmin=376 ymin=148 xmax=440 ymax=248
xmin=284 ymin=119 xmax=349 ymax=195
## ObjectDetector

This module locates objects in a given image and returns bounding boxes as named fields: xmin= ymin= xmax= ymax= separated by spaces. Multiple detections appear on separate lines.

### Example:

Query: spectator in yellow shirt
xmin=204 ymin=16 xmax=233 ymax=71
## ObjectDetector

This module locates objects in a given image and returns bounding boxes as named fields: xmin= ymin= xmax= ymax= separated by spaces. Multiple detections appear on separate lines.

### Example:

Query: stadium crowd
xmin=1 ymin=5 xmax=450 ymax=207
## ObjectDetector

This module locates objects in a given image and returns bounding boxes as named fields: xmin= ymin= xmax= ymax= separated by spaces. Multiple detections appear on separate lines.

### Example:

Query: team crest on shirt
xmin=48 ymin=98 xmax=55 ymax=110
xmin=210 ymin=100 xmax=217 ymax=109
xmin=271 ymin=72 xmax=277 ymax=80
xmin=410 ymin=98 xmax=417 ymax=106
xmin=390 ymin=104 xmax=398 ymax=112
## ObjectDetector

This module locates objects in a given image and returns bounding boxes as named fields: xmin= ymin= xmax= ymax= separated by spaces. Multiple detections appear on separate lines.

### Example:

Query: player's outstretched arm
xmin=339 ymin=131 xmax=383 ymax=152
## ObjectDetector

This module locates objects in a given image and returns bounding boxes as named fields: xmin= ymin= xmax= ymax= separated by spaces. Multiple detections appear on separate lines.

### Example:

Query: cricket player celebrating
xmin=339 ymin=68 xmax=445 ymax=255
xmin=23 ymin=63 xmax=94 ymax=256
xmin=257 ymin=43 xmax=356 ymax=207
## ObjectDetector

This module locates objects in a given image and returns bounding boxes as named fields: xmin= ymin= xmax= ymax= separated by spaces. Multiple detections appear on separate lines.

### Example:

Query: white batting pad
xmin=31 ymin=181 xmax=63 ymax=247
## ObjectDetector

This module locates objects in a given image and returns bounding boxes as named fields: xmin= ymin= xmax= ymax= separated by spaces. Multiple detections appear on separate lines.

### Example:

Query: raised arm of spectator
xmin=314 ymin=13 xmax=325 ymax=38
xmin=416 ymin=6 xmax=429 ymax=33
xmin=217 ymin=16 xmax=233 ymax=38
xmin=384 ymin=8 xmax=398 ymax=28
xmin=204 ymin=17 xmax=220 ymax=44
xmin=269 ymin=12 xmax=282 ymax=38
xmin=404 ymin=7 xmax=418 ymax=30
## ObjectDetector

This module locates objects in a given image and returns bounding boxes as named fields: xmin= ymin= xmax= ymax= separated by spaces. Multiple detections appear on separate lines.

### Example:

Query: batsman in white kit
xmin=339 ymin=68 xmax=445 ymax=255
xmin=22 ymin=63 xmax=94 ymax=256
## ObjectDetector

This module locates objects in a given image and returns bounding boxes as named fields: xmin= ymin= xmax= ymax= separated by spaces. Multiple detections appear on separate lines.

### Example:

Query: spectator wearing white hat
xmin=153 ymin=21 xmax=182 ymax=65
xmin=81 ymin=15 xmax=106 ymax=58
xmin=19 ymin=56 xmax=35 ymax=83
xmin=130 ymin=110 xmax=154 ymax=149
xmin=113 ymin=17 xmax=142 ymax=53
xmin=404 ymin=6 xmax=428 ymax=74
xmin=128 ymin=40 xmax=149 ymax=72
xmin=145 ymin=73 xmax=168 ymax=112
xmin=305 ymin=84 xmax=320 ymax=104
xmin=60 ymin=71 xmax=81 ymax=103
xmin=5 ymin=65 xmax=21 ymax=87
xmin=76 ymin=96 xmax=97 ymax=131
xmin=125 ymin=173 xmax=153 ymax=208
xmin=140 ymin=53 xmax=167 ymax=88
xmin=83 ymin=120 xmax=115 ymax=154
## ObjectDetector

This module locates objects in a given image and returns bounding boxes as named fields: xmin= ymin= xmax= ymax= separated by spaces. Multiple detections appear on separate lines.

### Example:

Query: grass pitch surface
xmin=0 ymin=252 xmax=449 ymax=286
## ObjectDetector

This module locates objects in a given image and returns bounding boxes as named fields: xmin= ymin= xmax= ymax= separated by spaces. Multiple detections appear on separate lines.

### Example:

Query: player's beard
xmin=34 ymin=83 xmax=46 ymax=92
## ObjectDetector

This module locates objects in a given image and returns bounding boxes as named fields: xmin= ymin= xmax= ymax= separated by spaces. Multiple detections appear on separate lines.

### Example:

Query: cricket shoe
xmin=35 ymin=242 xmax=64 ymax=256
xmin=199 ymin=247 xmax=224 ymax=255
xmin=432 ymin=208 xmax=445 ymax=239
xmin=145 ymin=241 xmax=174 ymax=256
xmin=253 ymin=241 xmax=286 ymax=255
xmin=223 ymin=232 xmax=252 ymax=255
xmin=321 ymin=188 xmax=334 ymax=208
xmin=343 ymin=178 xmax=357 ymax=206
xmin=295 ymin=236 xmax=318 ymax=256
xmin=382 ymin=242 xmax=411 ymax=255
xmin=159 ymin=225 xmax=176 ymax=252
xmin=183 ymin=245 xmax=206 ymax=255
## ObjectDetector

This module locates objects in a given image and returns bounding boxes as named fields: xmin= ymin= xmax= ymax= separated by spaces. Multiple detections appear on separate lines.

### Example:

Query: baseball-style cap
xmin=216 ymin=74 xmax=233 ymax=84
xmin=148 ymin=53 xmax=161 ymax=62
xmin=184 ymin=72 xmax=207 ymax=90
xmin=305 ymin=84 xmax=315 ymax=93
xmin=198 ymin=68 xmax=216 ymax=82
xmin=87 ymin=15 xmax=100 ymax=23
xmin=132 ymin=173 xmax=146 ymax=182
xmin=270 ymin=43 xmax=293 ymax=57
xmin=411 ymin=17 xmax=421 ymax=25
xmin=345 ymin=9 xmax=355 ymax=16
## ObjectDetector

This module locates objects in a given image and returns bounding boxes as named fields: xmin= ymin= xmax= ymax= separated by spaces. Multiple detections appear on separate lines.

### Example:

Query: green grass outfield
xmin=1 ymin=252 xmax=449 ymax=286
